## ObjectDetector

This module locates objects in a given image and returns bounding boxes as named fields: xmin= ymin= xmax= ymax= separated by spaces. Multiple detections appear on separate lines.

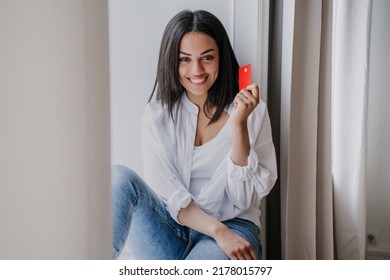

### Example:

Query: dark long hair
xmin=149 ymin=10 xmax=239 ymax=124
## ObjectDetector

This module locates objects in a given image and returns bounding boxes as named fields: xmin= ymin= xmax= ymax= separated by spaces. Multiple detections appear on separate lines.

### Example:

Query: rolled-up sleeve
xmin=225 ymin=103 xmax=277 ymax=211
xmin=141 ymin=103 xmax=192 ymax=223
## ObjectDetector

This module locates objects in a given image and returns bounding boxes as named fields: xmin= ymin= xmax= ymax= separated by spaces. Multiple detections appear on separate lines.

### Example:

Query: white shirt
xmin=190 ymin=128 xmax=230 ymax=198
xmin=141 ymin=93 xmax=277 ymax=228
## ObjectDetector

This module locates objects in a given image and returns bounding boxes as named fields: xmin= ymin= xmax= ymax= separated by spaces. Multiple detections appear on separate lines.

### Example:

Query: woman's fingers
xmin=248 ymin=246 xmax=258 ymax=260
xmin=237 ymin=90 xmax=257 ymax=105
xmin=232 ymin=244 xmax=258 ymax=260
xmin=214 ymin=226 xmax=258 ymax=260
xmin=240 ymin=243 xmax=258 ymax=260
xmin=245 ymin=83 xmax=260 ymax=101
xmin=231 ymin=239 xmax=257 ymax=260
xmin=234 ymin=91 xmax=258 ymax=112
xmin=234 ymin=83 xmax=260 ymax=111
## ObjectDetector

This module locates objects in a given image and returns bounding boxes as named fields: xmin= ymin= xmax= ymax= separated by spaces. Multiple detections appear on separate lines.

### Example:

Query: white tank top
xmin=189 ymin=121 xmax=231 ymax=197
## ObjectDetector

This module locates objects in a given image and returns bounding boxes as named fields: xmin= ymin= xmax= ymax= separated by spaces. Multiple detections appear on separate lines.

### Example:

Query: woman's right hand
xmin=212 ymin=224 xmax=258 ymax=260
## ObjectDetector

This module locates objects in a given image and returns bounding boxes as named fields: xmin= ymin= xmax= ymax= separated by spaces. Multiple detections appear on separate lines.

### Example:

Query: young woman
xmin=112 ymin=9 xmax=277 ymax=260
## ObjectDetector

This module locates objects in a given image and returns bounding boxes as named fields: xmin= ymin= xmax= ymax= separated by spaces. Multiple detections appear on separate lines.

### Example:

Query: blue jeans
xmin=111 ymin=165 xmax=262 ymax=260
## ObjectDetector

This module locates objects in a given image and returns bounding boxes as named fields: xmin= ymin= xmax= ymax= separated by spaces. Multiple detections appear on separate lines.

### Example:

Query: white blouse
xmin=189 ymin=122 xmax=230 ymax=199
xmin=141 ymin=93 xmax=277 ymax=228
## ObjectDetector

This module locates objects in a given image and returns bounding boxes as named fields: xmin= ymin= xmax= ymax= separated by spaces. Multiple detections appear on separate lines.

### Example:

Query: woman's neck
xmin=186 ymin=92 xmax=208 ymax=112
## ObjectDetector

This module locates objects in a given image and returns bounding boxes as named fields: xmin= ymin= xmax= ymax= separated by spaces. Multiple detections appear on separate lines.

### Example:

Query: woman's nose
xmin=191 ymin=61 xmax=204 ymax=75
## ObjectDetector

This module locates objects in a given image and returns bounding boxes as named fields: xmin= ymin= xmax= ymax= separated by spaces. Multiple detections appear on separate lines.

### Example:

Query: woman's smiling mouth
xmin=189 ymin=77 xmax=207 ymax=85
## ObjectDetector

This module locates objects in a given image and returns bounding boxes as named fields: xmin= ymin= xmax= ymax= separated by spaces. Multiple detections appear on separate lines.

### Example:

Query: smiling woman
xmin=178 ymin=32 xmax=219 ymax=101
xmin=149 ymin=10 xmax=239 ymax=126
xmin=111 ymin=9 xmax=277 ymax=260
xmin=108 ymin=0 xmax=272 ymax=260
xmin=109 ymin=0 xmax=267 ymax=191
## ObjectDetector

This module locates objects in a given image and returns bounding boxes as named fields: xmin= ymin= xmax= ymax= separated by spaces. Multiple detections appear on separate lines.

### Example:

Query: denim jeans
xmin=111 ymin=164 xmax=262 ymax=260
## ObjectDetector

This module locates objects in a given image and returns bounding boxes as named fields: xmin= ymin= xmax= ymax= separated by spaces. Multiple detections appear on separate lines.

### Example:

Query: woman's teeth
xmin=190 ymin=78 xmax=206 ymax=84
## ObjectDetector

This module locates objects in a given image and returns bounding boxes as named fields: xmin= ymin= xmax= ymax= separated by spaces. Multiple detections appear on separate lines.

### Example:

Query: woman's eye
xmin=202 ymin=55 xmax=214 ymax=61
xmin=179 ymin=57 xmax=190 ymax=62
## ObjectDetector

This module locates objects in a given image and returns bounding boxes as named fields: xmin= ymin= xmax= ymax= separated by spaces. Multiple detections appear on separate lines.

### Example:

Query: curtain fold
xmin=280 ymin=0 xmax=323 ymax=260
xmin=316 ymin=0 xmax=334 ymax=260
xmin=269 ymin=0 xmax=372 ymax=259
xmin=332 ymin=0 xmax=372 ymax=259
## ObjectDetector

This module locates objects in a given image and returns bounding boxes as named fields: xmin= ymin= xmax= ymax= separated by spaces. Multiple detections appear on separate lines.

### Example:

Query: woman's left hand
xmin=232 ymin=83 xmax=260 ymax=126
xmin=213 ymin=224 xmax=258 ymax=260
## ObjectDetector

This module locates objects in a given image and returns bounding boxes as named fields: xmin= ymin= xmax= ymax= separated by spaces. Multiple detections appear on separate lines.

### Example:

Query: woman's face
xmin=178 ymin=32 xmax=219 ymax=98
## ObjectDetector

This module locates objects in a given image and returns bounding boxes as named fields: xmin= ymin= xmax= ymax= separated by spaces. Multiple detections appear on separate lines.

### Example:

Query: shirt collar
xmin=180 ymin=91 xmax=235 ymax=116
xmin=181 ymin=92 xmax=199 ymax=115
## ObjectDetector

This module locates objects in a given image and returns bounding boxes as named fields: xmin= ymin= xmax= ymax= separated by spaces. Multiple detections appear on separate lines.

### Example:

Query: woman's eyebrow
xmin=179 ymin=51 xmax=191 ymax=56
xmin=200 ymin=48 xmax=216 ymax=55
xmin=179 ymin=48 xmax=216 ymax=56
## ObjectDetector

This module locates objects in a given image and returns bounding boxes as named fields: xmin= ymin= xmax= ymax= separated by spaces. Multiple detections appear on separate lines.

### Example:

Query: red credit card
xmin=239 ymin=64 xmax=252 ymax=91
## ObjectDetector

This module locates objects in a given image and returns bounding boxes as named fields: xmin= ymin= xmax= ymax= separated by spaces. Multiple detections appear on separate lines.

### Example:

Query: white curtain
xmin=274 ymin=0 xmax=372 ymax=259
xmin=332 ymin=0 xmax=372 ymax=259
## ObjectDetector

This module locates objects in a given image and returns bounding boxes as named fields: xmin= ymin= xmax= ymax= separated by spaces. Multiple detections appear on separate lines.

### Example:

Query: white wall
xmin=367 ymin=0 xmax=390 ymax=252
xmin=0 ymin=0 xmax=111 ymax=259
xmin=109 ymin=0 xmax=266 ymax=173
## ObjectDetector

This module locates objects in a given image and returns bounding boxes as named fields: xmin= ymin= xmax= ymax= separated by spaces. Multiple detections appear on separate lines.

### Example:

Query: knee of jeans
xmin=111 ymin=165 xmax=138 ymax=195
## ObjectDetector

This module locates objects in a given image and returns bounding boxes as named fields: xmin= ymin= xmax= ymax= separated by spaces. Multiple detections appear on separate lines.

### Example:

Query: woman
xmin=112 ymin=9 xmax=277 ymax=260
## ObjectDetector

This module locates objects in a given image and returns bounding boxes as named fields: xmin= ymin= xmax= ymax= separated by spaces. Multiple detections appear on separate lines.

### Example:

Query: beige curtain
xmin=279 ymin=0 xmax=333 ymax=259
xmin=271 ymin=0 xmax=372 ymax=259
